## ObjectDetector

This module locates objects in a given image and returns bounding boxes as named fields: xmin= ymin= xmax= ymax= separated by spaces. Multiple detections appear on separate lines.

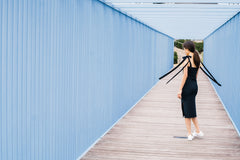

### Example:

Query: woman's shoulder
xmin=182 ymin=56 xmax=190 ymax=66
xmin=190 ymin=58 xmax=198 ymax=68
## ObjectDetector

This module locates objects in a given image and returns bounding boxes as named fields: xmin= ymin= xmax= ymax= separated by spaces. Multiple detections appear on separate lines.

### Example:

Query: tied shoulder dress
xmin=181 ymin=59 xmax=199 ymax=118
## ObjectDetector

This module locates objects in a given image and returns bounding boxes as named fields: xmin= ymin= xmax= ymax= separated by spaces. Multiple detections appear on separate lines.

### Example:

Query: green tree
xmin=174 ymin=41 xmax=183 ymax=49
xmin=174 ymin=39 xmax=204 ymax=53
xmin=178 ymin=39 xmax=185 ymax=43
xmin=194 ymin=42 xmax=203 ymax=53
xmin=174 ymin=51 xmax=178 ymax=64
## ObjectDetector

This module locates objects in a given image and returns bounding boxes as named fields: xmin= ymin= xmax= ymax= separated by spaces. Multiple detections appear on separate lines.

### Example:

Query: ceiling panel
xmin=99 ymin=0 xmax=240 ymax=39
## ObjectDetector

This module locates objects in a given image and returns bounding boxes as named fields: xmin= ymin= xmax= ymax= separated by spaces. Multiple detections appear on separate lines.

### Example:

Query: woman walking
xmin=177 ymin=41 xmax=204 ymax=140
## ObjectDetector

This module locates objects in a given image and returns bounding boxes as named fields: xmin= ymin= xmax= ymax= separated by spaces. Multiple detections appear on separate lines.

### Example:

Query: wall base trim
xmin=208 ymin=77 xmax=240 ymax=137
xmin=76 ymin=80 xmax=161 ymax=160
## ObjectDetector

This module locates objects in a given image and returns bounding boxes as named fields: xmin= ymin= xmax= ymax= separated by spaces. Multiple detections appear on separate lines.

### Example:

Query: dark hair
xmin=183 ymin=41 xmax=200 ymax=68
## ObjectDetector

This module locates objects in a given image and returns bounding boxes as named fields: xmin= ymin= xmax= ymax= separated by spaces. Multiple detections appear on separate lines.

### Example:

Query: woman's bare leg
xmin=185 ymin=118 xmax=192 ymax=135
xmin=192 ymin=117 xmax=200 ymax=133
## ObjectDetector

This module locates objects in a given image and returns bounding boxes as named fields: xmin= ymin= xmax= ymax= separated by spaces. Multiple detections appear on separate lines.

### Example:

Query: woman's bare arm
xmin=179 ymin=61 xmax=189 ymax=90
xmin=196 ymin=68 xmax=199 ymax=79
xmin=177 ymin=60 xmax=190 ymax=99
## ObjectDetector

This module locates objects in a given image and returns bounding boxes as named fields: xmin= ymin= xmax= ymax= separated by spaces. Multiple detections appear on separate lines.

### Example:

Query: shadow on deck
xmin=81 ymin=68 xmax=240 ymax=160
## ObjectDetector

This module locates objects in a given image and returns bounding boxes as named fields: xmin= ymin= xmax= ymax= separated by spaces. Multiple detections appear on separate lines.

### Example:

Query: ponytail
xmin=193 ymin=50 xmax=200 ymax=68
xmin=183 ymin=40 xmax=201 ymax=68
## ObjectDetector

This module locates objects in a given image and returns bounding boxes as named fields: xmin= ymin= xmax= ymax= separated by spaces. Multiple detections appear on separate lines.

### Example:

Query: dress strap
xmin=158 ymin=55 xmax=222 ymax=87
xmin=158 ymin=56 xmax=188 ymax=80
xmin=187 ymin=56 xmax=192 ymax=67
xmin=166 ymin=60 xmax=190 ymax=84
xmin=200 ymin=63 xmax=222 ymax=86
xmin=165 ymin=55 xmax=191 ymax=84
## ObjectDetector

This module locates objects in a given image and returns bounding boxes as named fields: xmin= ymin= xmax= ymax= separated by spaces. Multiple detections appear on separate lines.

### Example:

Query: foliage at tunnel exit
xmin=174 ymin=39 xmax=203 ymax=53
xmin=174 ymin=51 xmax=178 ymax=64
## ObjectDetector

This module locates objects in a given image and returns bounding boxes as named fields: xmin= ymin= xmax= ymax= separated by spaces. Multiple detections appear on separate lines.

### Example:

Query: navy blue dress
xmin=181 ymin=60 xmax=199 ymax=118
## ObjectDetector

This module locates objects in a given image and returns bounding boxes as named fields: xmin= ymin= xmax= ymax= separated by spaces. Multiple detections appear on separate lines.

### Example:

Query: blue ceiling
xmin=99 ymin=0 xmax=240 ymax=39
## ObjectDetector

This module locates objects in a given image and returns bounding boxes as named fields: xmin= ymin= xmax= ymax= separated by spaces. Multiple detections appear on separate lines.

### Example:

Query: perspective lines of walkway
xmin=82 ymin=68 xmax=240 ymax=160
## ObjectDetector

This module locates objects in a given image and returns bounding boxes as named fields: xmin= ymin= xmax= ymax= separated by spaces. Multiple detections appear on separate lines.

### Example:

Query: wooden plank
xmin=81 ymin=69 xmax=240 ymax=160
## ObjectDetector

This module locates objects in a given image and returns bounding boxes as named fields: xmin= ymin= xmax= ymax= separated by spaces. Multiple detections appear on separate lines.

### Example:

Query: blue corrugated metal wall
xmin=204 ymin=12 xmax=240 ymax=135
xmin=0 ymin=0 xmax=174 ymax=159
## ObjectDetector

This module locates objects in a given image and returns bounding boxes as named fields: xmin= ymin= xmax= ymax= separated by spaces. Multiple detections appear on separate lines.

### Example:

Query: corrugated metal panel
xmin=204 ymin=12 xmax=240 ymax=135
xmin=100 ymin=0 xmax=240 ymax=39
xmin=0 ymin=0 xmax=174 ymax=159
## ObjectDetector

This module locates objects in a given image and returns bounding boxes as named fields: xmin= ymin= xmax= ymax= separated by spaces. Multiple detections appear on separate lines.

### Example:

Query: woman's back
xmin=187 ymin=58 xmax=198 ymax=80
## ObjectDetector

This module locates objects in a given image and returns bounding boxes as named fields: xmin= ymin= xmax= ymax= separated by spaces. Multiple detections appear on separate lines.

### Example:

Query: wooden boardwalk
xmin=81 ymin=68 xmax=240 ymax=160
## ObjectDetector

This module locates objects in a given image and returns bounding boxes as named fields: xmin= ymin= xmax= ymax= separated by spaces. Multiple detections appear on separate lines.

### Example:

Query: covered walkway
xmin=82 ymin=69 xmax=240 ymax=159
xmin=1 ymin=0 xmax=240 ymax=160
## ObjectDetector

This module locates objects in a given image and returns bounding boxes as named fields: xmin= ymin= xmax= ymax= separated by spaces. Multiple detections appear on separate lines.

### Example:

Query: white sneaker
xmin=188 ymin=134 xmax=194 ymax=141
xmin=192 ymin=131 xmax=204 ymax=137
